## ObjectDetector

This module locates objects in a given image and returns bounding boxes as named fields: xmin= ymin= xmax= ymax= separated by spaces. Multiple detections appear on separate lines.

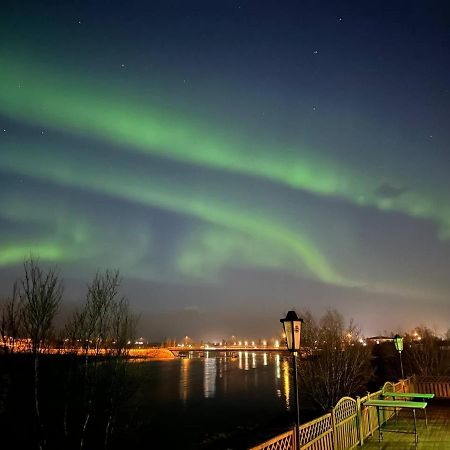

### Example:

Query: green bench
xmin=364 ymin=399 xmax=428 ymax=444
xmin=381 ymin=391 xmax=434 ymax=426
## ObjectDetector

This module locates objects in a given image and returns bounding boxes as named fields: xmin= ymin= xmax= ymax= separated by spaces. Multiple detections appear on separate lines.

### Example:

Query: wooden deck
xmin=363 ymin=402 xmax=450 ymax=449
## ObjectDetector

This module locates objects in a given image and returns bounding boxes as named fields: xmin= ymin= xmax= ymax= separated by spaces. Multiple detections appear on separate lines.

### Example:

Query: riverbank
xmin=128 ymin=347 xmax=175 ymax=359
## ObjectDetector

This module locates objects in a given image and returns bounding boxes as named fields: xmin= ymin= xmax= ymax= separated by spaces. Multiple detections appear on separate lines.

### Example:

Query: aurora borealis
xmin=1 ymin=1 xmax=450 ymax=338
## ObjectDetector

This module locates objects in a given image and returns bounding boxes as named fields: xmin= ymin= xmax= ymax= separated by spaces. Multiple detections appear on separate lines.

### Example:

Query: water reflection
xmin=133 ymin=353 xmax=301 ymax=450
xmin=179 ymin=357 xmax=190 ymax=404
xmin=244 ymin=351 xmax=249 ymax=370
xmin=203 ymin=357 xmax=217 ymax=398
xmin=219 ymin=357 xmax=228 ymax=395
xmin=275 ymin=354 xmax=281 ymax=379
xmin=178 ymin=353 xmax=290 ymax=405
xmin=282 ymin=359 xmax=291 ymax=410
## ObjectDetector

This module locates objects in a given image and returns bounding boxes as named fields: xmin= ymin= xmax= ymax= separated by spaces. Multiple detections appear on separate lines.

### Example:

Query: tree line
xmin=0 ymin=258 xmax=137 ymax=450
xmin=294 ymin=309 xmax=450 ymax=412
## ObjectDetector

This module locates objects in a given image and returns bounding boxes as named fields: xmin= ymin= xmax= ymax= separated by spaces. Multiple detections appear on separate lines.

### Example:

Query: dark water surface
xmin=128 ymin=352 xmax=303 ymax=449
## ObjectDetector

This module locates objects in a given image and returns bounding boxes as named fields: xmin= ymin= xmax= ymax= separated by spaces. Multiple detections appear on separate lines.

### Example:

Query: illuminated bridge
xmin=167 ymin=345 xmax=305 ymax=353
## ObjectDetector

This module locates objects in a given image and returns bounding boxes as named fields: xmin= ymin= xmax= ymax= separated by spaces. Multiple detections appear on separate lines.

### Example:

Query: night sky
xmin=1 ymin=1 xmax=450 ymax=340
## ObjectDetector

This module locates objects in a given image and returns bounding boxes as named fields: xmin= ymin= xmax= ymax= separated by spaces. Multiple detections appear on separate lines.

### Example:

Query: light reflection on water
xmin=136 ymin=352 xmax=294 ymax=449
xmin=179 ymin=357 xmax=190 ymax=404
xmin=176 ymin=352 xmax=291 ymax=404
xmin=203 ymin=357 xmax=217 ymax=398
xmin=282 ymin=359 xmax=291 ymax=410
xmin=275 ymin=353 xmax=281 ymax=379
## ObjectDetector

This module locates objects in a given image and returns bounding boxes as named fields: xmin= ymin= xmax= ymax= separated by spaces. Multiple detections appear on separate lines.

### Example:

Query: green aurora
xmin=1 ymin=0 xmax=450 ymax=337
xmin=0 ymin=140 xmax=345 ymax=285
xmin=1 ymin=54 xmax=450 ymax=240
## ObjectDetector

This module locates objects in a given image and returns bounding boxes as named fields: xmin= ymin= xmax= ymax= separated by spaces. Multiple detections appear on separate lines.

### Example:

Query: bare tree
xmin=18 ymin=258 xmax=63 ymax=450
xmin=0 ymin=283 xmax=23 ymax=353
xmin=20 ymin=259 xmax=63 ymax=354
xmin=63 ymin=309 xmax=86 ymax=354
xmin=300 ymin=310 xmax=371 ymax=411
xmin=297 ymin=309 xmax=317 ymax=352
xmin=109 ymin=297 xmax=136 ymax=357
xmin=103 ymin=296 xmax=137 ymax=449
xmin=404 ymin=326 xmax=450 ymax=376
xmin=65 ymin=270 xmax=136 ymax=449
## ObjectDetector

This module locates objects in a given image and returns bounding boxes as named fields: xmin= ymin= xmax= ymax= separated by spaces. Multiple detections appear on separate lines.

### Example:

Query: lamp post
xmin=393 ymin=334 xmax=405 ymax=380
xmin=280 ymin=311 xmax=303 ymax=450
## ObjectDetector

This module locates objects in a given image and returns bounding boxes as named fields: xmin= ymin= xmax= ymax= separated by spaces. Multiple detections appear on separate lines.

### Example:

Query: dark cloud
xmin=375 ymin=183 xmax=408 ymax=199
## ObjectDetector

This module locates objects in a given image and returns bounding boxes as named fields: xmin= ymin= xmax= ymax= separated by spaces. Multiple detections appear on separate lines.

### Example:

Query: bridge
xmin=168 ymin=345 xmax=285 ymax=353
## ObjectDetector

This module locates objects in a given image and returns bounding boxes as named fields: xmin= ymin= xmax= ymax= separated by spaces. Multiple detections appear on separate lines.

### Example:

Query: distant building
xmin=134 ymin=337 xmax=148 ymax=346
xmin=366 ymin=336 xmax=393 ymax=345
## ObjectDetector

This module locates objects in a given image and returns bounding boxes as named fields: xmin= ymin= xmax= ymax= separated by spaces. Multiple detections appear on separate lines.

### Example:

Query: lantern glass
xmin=393 ymin=334 xmax=403 ymax=352
xmin=280 ymin=310 xmax=303 ymax=351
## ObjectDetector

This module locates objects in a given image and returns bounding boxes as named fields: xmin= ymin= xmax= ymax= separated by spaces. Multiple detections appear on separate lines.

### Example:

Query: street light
xmin=393 ymin=334 xmax=405 ymax=380
xmin=280 ymin=310 xmax=303 ymax=450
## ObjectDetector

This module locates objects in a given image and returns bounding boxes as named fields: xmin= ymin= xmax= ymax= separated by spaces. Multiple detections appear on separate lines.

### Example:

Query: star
xmin=121 ymin=63 xmax=125 ymax=68
xmin=338 ymin=17 xmax=343 ymax=23
xmin=313 ymin=50 xmax=318 ymax=55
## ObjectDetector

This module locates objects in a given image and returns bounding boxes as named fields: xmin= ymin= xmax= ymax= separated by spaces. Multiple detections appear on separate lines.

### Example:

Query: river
xmin=127 ymin=351 xmax=309 ymax=449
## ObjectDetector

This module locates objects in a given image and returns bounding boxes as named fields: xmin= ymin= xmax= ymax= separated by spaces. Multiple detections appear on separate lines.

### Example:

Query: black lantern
xmin=280 ymin=311 xmax=303 ymax=449
xmin=280 ymin=310 xmax=303 ymax=352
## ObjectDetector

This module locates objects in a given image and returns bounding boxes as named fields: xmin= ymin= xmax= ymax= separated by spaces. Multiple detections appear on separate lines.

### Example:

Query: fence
xmin=413 ymin=376 xmax=450 ymax=399
xmin=251 ymin=379 xmax=412 ymax=450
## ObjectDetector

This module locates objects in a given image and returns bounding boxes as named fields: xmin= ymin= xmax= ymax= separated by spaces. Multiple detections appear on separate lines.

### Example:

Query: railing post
xmin=366 ymin=392 xmax=373 ymax=437
xmin=292 ymin=426 xmax=297 ymax=450
xmin=331 ymin=407 xmax=337 ymax=450
xmin=356 ymin=396 xmax=364 ymax=446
